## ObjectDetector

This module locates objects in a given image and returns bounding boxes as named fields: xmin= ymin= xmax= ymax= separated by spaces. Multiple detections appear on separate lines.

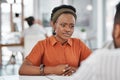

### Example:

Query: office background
xmin=0 ymin=0 xmax=119 ymax=76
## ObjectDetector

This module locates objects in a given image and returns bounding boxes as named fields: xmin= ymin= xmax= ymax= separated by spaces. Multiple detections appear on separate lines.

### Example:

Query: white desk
xmin=0 ymin=75 xmax=19 ymax=80
xmin=0 ymin=75 xmax=69 ymax=80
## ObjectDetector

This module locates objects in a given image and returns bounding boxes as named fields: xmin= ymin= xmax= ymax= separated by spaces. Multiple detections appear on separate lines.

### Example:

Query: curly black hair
xmin=25 ymin=16 xmax=35 ymax=27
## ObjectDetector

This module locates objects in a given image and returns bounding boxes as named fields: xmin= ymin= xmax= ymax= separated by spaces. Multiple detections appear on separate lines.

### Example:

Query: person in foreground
xmin=64 ymin=2 xmax=120 ymax=80
xmin=19 ymin=5 xmax=91 ymax=76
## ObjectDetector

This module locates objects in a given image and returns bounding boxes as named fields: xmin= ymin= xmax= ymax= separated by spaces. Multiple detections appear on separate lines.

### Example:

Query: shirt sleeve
xmin=79 ymin=40 xmax=92 ymax=63
xmin=26 ymin=41 xmax=44 ymax=66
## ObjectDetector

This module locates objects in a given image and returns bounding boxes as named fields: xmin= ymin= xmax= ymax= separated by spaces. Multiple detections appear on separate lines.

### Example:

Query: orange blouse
xmin=26 ymin=36 xmax=91 ymax=67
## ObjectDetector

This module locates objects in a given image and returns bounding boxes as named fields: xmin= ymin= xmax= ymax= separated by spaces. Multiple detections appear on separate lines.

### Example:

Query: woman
xmin=19 ymin=5 xmax=91 ymax=76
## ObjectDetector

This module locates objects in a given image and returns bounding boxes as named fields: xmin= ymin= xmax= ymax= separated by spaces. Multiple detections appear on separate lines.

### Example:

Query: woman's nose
xmin=65 ymin=25 xmax=71 ymax=31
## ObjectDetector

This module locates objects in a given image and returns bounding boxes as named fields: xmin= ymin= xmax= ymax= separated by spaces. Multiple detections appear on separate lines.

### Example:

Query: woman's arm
xmin=19 ymin=59 xmax=41 ymax=75
xmin=19 ymin=59 xmax=77 ymax=76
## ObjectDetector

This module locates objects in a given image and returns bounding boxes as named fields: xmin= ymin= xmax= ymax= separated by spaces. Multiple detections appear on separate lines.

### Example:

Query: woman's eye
xmin=70 ymin=25 xmax=74 ymax=28
xmin=60 ymin=24 xmax=66 ymax=27
xmin=71 ymin=25 xmax=74 ymax=28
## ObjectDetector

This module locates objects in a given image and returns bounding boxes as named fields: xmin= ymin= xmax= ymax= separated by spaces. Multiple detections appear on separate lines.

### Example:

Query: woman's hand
xmin=62 ymin=66 xmax=77 ymax=76
xmin=44 ymin=64 xmax=78 ymax=76
xmin=54 ymin=64 xmax=70 ymax=75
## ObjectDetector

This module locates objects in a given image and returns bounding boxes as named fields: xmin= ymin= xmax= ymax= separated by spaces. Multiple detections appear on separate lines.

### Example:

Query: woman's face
xmin=54 ymin=13 xmax=75 ymax=43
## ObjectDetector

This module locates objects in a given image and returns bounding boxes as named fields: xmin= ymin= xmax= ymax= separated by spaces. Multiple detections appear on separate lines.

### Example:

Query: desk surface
xmin=0 ymin=75 xmax=69 ymax=80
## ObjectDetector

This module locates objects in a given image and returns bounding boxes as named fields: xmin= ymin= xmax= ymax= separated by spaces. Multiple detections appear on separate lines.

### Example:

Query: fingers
xmin=62 ymin=65 xmax=76 ymax=76
xmin=54 ymin=64 xmax=77 ymax=76
xmin=62 ymin=66 xmax=71 ymax=73
xmin=62 ymin=69 xmax=75 ymax=76
xmin=62 ymin=64 xmax=70 ymax=73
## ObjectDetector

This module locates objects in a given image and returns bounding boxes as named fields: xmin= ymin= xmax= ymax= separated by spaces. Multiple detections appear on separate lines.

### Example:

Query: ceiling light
xmin=86 ymin=4 xmax=93 ymax=11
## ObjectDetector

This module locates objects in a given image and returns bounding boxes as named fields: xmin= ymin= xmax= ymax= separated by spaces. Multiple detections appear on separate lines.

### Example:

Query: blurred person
xmin=13 ymin=13 xmax=22 ymax=32
xmin=20 ymin=16 xmax=48 ymax=44
xmin=57 ymin=2 xmax=120 ymax=80
xmin=19 ymin=5 xmax=91 ymax=76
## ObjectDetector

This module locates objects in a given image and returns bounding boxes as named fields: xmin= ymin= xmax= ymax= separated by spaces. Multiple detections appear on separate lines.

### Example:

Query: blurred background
xmin=0 ymin=0 xmax=119 ymax=76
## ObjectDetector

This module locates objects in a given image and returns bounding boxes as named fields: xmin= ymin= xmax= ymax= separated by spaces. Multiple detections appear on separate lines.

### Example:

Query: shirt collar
xmin=50 ymin=36 xmax=72 ymax=46
xmin=50 ymin=36 xmax=57 ymax=46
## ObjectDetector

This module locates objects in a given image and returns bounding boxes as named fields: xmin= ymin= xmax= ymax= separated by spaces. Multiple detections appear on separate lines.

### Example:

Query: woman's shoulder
xmin=37 ymin=36 xmax=52 ymax=45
